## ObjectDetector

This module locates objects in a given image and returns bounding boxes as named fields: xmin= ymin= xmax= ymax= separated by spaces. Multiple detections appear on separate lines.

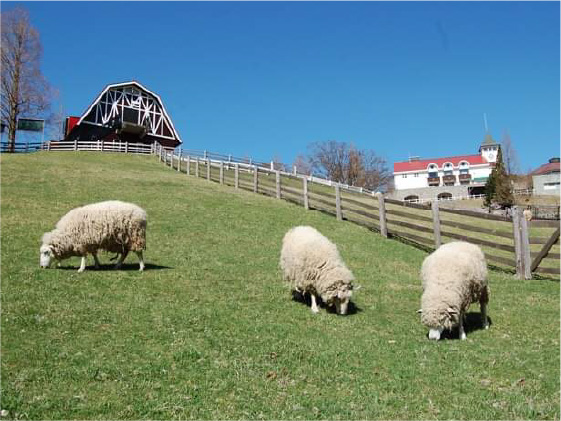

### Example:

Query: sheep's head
xmin=40 ymin=232 xmax=57 ymax=268
xmin=419 ymin=307 xmax=459 ymax=340
xmin=39 ymin=244 xmax=54 ymax=268
xmin=333 ymin=283 xmax=360 ymax=315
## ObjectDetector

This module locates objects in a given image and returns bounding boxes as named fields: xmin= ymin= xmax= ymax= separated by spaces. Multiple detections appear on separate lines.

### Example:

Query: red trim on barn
xmin=394 ymin=154 xmax=487 ymax=173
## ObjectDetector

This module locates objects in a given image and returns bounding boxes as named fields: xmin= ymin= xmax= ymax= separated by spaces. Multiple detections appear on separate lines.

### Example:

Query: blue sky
xmin=6 ymin=1 xmax=560 ymax=172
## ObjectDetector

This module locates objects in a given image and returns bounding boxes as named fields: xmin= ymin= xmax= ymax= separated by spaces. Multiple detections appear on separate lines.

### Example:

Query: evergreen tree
xmin=484 ymin=147 xmax=513 ymax=210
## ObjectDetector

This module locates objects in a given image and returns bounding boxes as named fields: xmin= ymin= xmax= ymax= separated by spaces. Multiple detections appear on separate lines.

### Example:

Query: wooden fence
xmin=0 ymin=141 xmax=43 ymax=153
xmin=156 ymin=145 xmax=560 ymax=280
xmin=41 ymin=140 xmax=160 ymax=154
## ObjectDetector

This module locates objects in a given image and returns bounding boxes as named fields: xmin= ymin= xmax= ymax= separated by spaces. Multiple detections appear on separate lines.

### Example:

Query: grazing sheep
xmin=419 ymin=241 xmax=489 ymax=340
xmin=40 ymin=201 xmax=147 ymax=272
xmin=280 ymin=226 xmax=357 ymax=315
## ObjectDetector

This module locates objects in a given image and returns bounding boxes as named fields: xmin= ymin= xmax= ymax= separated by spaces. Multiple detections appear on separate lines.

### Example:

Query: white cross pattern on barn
xmin=78 ymin=81 xmax=181 ymax=142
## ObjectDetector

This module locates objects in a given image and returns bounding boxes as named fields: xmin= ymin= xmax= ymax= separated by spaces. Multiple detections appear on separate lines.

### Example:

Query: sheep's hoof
xmin=460 ymin=333 xmax=467 ymax=340
xmin=77 ymin=268 xmax=85 ymax=273
xmin=311 ymin=307 xmax=320 ymax=314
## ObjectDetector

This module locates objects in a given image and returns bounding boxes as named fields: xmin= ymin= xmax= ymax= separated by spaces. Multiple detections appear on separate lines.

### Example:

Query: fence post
xmin=186 ymin=155 xmax=190 ymax=176
xmin=520 ymin=211 xmax=532 ymax=279
xmin=253 ymin=165 xmax=258 ymax=193
xmin=101 ymin=140 xmax=104 ymax=152
xmin=125 ymin=142 xmax=129 ymax=154
xmin=206 ymin=158 xmax=211 ymax=181
xmin=177 ymin=149 xmax=182 ymax=172
xmin=74 ymin=139 xmax=78 ymax=151
xmin=195 ymin=158 xmax=200 ymax=178
xmin=270 ymin=161 xmax=274 ymax=171
xmin=47 ymin=141 xmax=51 ymax=151
xmin=235 ymin=163 xmax=239 ymax=188
xmin=431 ymin=200 xmax=442 ymax=249
xmin=303 ymin=177 xmax=309 ymax=210
xmin=293 ymin=165 xmax=297 ymax=176
xmin=275 ymin=171 xmax=281 ymax=199
xmin=376 ymin=192 xmax=388 ymax=238
xmin=220 ymin=161 xmax=224 ymax=184
xmin=335 ymin=185 xmax=343 ymax=221
xmin=513 ymin=206 xmax=532 ymax=279
xmin=204 ymin=150 xmax=207 ymax=159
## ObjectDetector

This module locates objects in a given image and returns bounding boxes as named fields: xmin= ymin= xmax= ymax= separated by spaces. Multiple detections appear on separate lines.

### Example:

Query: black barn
xmin=64 ymin=81 xmax=182 ymax=149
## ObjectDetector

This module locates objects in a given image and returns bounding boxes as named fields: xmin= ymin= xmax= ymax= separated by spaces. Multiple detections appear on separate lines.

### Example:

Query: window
xmin=544 ymin=182 xmax=560 ymax=190
xmin=414 ymin=173 xmax=419 ymax=177
xmin=402 ymin=174 xmax=407 ymax=178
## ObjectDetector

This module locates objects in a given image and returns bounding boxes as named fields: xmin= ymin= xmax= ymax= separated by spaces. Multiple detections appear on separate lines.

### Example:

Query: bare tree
xmin=307 ymin=140 xmax=390 ymax=191
xmin=1 ymin=7 xmax=54 ymax=152
xmin=270 ymin=155 xmax=287 ymax=171
xmin=292 ymin=154 xmax=311 ymax=175
xmin=501 ymin=129 xmax=520 ymax=175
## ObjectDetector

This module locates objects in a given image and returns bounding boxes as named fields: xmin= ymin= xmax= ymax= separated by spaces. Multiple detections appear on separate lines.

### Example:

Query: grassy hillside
xmin=1 ymin=152 xmax=559 ymax=420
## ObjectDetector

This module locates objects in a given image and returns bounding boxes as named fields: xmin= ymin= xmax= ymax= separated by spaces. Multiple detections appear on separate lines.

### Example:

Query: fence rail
xmin=43 ymin=140 xmax=159 ymax=154
xmin=155 ymin=144 xmax=559 ymax=280
xmin=0 ymin=141 xmax=43 ymax=153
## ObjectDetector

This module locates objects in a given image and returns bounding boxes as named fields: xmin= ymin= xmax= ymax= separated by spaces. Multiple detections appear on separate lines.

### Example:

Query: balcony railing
xmin=427 ymin=176 xmax=440 ymax=186
xmin=443 ymin=174 xmax=456 ymax=185
xmin=459 ymin=173 xmax=471 ymax=184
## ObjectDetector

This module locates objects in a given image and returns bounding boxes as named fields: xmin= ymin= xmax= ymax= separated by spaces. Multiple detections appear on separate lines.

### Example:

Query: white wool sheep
xmin=40 ymin=201 xmax=147 ymax=272
xmin=280 ymin=226 xmax=357 ymax=315
xmin=419 ymin=241 xmax=489 ymax=340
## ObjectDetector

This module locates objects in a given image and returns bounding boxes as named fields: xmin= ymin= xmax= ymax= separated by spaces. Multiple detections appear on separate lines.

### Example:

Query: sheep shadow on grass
xmin=436 ymin=311 xmax=493 ymax=340
xmin=57 ymin=263 xmax=172 ymax=271
xmin=291 ymin=290 xmax=362 ymax=315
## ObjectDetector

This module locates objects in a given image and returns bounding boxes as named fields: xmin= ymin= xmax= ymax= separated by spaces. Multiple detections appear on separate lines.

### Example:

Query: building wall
xmin=389 ymin=185 xmax=470 ymax=201
xmin=533 ymin=173 xmax=561 ymax=196
xmin=393 ymin=164 xmax=492 ymax=190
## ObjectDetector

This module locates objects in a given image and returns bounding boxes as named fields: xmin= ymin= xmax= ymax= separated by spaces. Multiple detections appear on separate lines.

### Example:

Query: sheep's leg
xmin=114 ymin=250 xmax=129 ymax=269
xmin=93 ymin=252 xmax=101 ymax=269
xmin=481 ymin=301 xmax=489 ymax=330
xmin=310 ymin=294 xmax=320 ymax=314
xmin=480 ymin=286 xmax=490 ymax=330
xmin=135 ymin=251 xmax=145 ymax=272
xmin=459 ymin=311 xmax=466 ymax=340
xmin=77 ymin=256 xmax=87 ymax=273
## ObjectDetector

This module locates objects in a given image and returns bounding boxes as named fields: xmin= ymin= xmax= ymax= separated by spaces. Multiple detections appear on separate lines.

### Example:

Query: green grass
xmin=2 ymin=152 xmax=559 ymax=420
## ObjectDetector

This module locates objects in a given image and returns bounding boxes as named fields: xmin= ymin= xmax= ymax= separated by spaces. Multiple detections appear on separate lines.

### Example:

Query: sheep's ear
xmin=446 ymin=307 xmax=458 ymax=315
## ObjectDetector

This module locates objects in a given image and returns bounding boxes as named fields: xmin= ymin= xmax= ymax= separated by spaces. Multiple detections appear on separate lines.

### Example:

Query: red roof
xmin=531 ymin=162 xmax=560 ymax=176
xmin=394 ymin=154 xmax=487 ymax=173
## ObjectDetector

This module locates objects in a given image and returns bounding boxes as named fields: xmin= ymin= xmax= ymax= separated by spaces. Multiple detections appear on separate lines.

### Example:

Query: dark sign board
xmin=0 ymin=122 xmax=6 ymax=133
xmin=17 ymin=118 xmax=44 ymax=132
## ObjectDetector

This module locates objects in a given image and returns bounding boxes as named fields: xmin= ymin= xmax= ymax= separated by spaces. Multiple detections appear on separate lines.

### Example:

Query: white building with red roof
xmin=531 ymin=157 xmax=560 ymax=196
xmin=390 ymin=134 xmax=499 ymax=202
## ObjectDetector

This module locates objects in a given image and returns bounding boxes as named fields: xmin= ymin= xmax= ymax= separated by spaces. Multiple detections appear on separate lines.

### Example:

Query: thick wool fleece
xmin=280 ymin=226 xmax=354 ymax=304
xmin=420 ymin=241 xmax=489 ymax=330
xmin=42 ymin=201 xmax=146 ymax=259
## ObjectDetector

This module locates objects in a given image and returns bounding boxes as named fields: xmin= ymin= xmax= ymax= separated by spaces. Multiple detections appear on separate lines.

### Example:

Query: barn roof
xmin=77 ymin=80 xmax=182 ymax=146
xmin=531 ymin=161 xmax=560 ymax=176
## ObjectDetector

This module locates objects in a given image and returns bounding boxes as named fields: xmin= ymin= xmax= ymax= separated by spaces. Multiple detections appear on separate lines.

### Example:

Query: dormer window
xmin=443 ymin=162 xmax=454 ymax=175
